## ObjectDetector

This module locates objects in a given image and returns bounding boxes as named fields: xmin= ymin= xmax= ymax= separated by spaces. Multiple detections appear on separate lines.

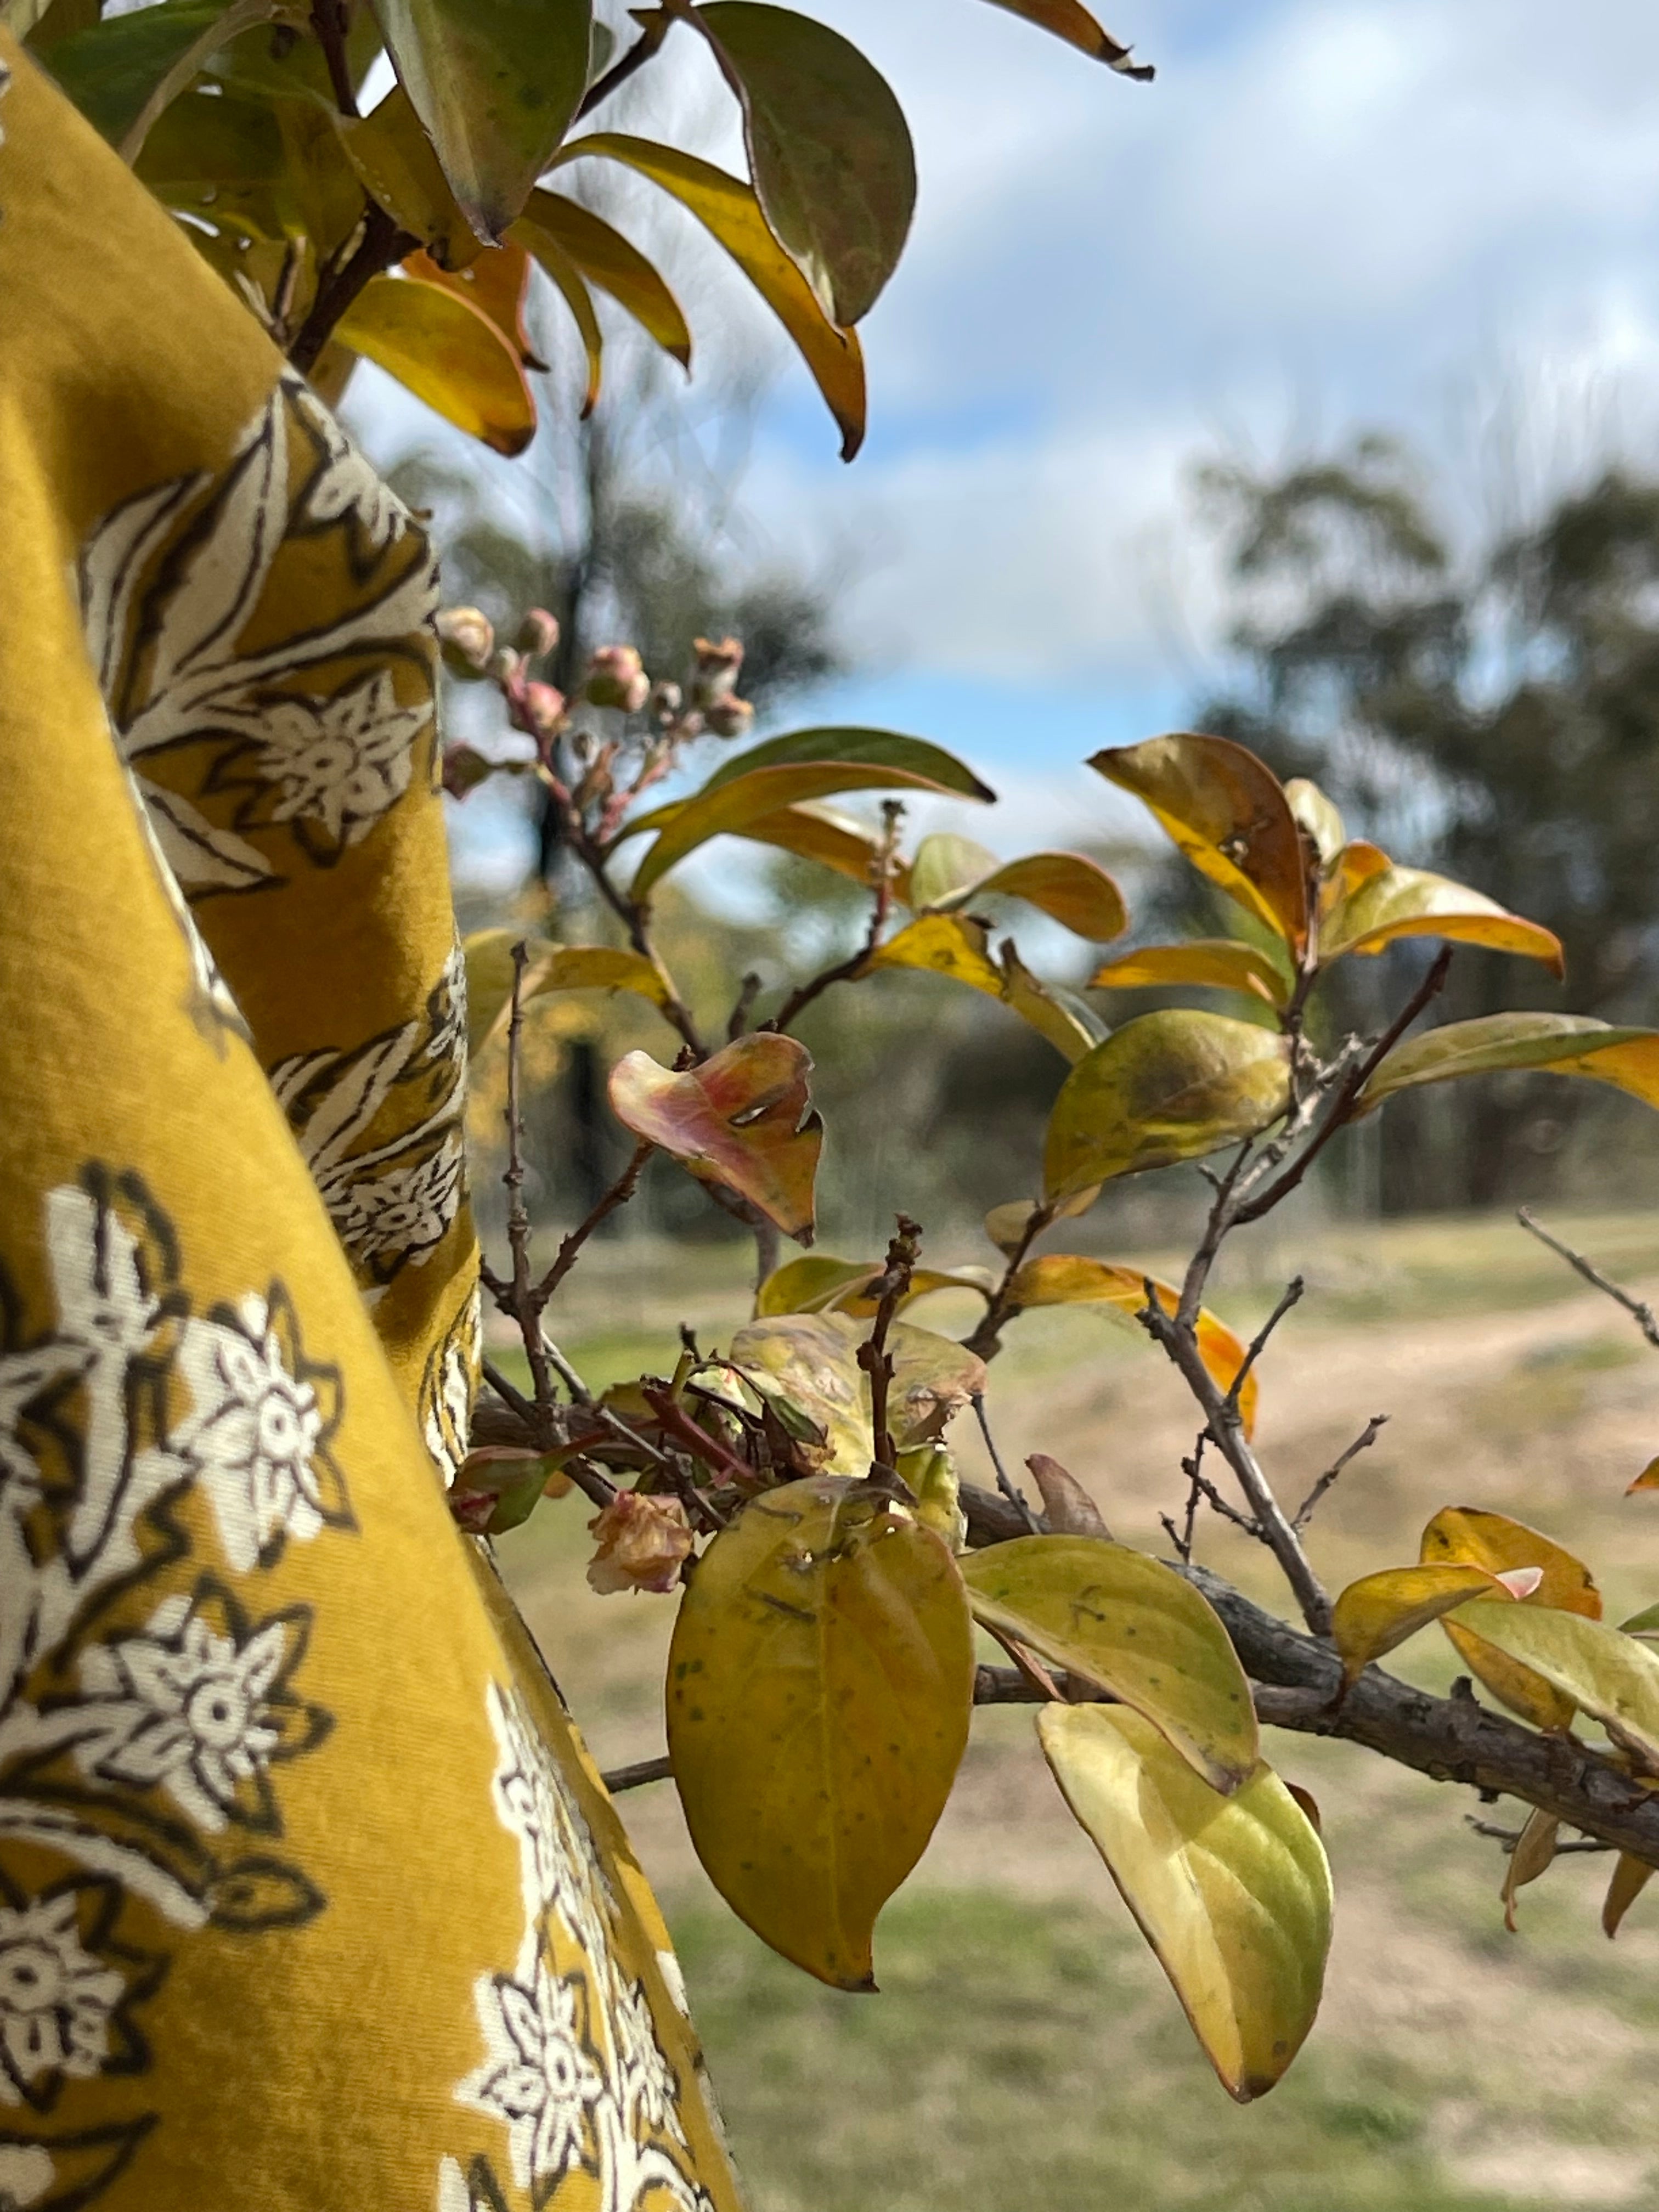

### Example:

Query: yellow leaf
xmin=1089 ymin=939 xmax=1289 ymax=1007
xmin=1451 ymin=1600 xmax=1659 ymax=1770
xmin=333 ymin=273 xmax=534 ymax=455
xmin=1330 ymin=1561 xmax=1525 ymax=1683
xmin=1500 ymin=1806 xmax=1559 ymax=1933
xmin=909 ymin=837 xmax=1127 ymax=943
xmin=549 ymin=132 xmax=866 ymax=458
xmin=1090 ymin=734 xmax=1309 ymax=949
xmin=834 ymin=1266 xmax=998 ymax=1319
xmin=336 ymin=84 xmax=482 ymax=268
xmin=402 ymin=239 xmax=540 ymax=366
xmin=1321 ymin=859 xmax=1564 ymax=975
xmin=717 ymin=799 xmax=902 ymax=896
xmin=462 ymin=929 xmax=669 ymax=1054
xmin=1043 ymin=1011 xmax=1291 ymax=1199
xmin=512 ymin=219 xmax=603 ymax=416
xmin=1421 ymin=1506 xmax=1601 ymax=1731
xmin=996 ymin=941 xmax=1101 ymax=1063
xmin=666 ymin=1475 xmax=975 ymax=1987
xmin=754 ymin=1254 xmax=882 ymax=1317
xmin=1358 ymin=1014 xmax=1659 ymax=1116
xmin=962 ymin=1536 xmax=1258 ymax=1790
xmin=727 ymin=1312 xmax=986 ymax=1474
xmin=1603 ymin=1852 xmax=1654 ymax=1939
xmin=1004 ymin=1256 xmax=1260 ymax=1435
xmin=1284 ymin=777 xmax=1345 ymax=867
xmin=609 ymin=1035 xmax=822 ymax=1242
xmin=1037 ymin=1705 xmax=1330 ymax=2100
xmin=980 ymin=0 xmax=1153 ymax=76
xmin=867 ymin=916 xmax=1099 ymax=1061
xmin=982 ymin=1187 xmax=1098 ymax=1255
xmin=514 ymin=188 xmax=692 ymax=367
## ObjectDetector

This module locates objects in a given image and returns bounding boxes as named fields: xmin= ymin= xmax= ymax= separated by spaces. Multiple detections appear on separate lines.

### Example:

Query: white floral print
xmin=471 ymin=1964 xmax=604 ymax=2191
xmin=254 ymin=671 xmax=427 ymax=850
xmin=0 ymin=2142 xmax=55 ymax=2208
xmin=0 ymin=1894 xmax=125 ymax=2106
xmin=421 ymin=1284 xmax=479 ymax=1488
xmin=332 ymin=1133 xmax=465 ymax=1271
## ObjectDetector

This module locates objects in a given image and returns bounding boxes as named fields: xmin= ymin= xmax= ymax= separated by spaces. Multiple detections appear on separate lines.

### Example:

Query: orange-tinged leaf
xmin=1628 ymin=1458 xmax=1659 ymax=1496
xmin=1330 ymin=1561 xmax=1522 ymax=1683
xmin=1451 ymin=1599 xmax=1659 ymax=1771
xmin=962 ymin=1535 xmax=1259 ymax=1790
xmin=723 ymin=800 xmax=901 ymax=895
xmin=667 ymin=1474 xmax=974 ymax=1988
xmin=1604 ymin=1852 xmax=1654 ymax=1939
xmin=980 ymin=0 xmax=1154 ymax=76
xmin=1043 ymin=1010 xmax=1291 ymax=1198
xmin=403 ymin=239 xmax=539 ymax=365
xmin=1321 ymin=860 xmax=1564 ymax=975
xmin=334 ymin=273 xmax=534 ymax=454
xmin=1358 ymin=1014 xmax=1659 ymax=1116
xmin=549 ymin=131 xmax=866 ymax=457
xmin=608 ymin=1034 xmax=822 ymax=1241
xmin=866 ymin=916 xmax=1098 ymax=1061
xmin=1090 ymin=735 xmax=1309 ymax=948
xmin=1500 ymin=1806 xmax=1559 ymax=1932
xmin=1421 ymin=1506 xmax=1601 ymax=1731
xmin=1037 ymin=1706 xmax=1330 ymax=2101
xmin=1004 ymin=1255 xmax=1260 ymax=1434
xmin=514 ymin=188 xmax=692 ymax=367
xmin=1089 ymin=939 xmax=1288 ymax=1007
xmin=919 ymin=845 xmax=1128 ymax=943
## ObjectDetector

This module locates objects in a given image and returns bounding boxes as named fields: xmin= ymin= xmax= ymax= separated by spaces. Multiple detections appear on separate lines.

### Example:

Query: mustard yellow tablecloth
xmin=0 ymin=37 xmax=741 ymax=2211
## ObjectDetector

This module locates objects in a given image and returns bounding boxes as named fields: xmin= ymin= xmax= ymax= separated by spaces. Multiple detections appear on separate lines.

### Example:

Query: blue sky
xmin=349 ymin=0 xmax=1659 ymax=861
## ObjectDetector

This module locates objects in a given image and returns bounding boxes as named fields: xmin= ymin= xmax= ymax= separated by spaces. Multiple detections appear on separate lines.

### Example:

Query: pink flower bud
xmin=690 ymin=634 xmax=743 ymax=708
xmin=584 ymin=645 xmax=651 ymax=713
xmin=703 ymin=696 xmax=754 ymax=740
xmin=436 ymin=606 xmax=494 ymax=677
xmin=515 ymin=607 xmax=561 ymax=659
xmin=649 ymin=679 xmax=684 ymax=721
xmin=521 ymin=681 xmax=568 ymax=743
xmin=586 ymin=1490 xmax=695 ymax=1594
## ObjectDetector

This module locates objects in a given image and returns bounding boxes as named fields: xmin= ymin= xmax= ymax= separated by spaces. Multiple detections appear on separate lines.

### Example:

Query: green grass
xmin=671 ymin=1891 xmax=1545 ymax=2212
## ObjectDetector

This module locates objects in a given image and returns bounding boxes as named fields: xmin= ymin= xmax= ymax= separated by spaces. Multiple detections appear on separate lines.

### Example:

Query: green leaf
xmin=962 ymin=1535 xmax=1258 ymax=1790
xmin=696 ymin=1 xmax=915 ymax=326
xmin=1043 ymin=1009 xmax=1291 ymax=1199
xmin=520 ymin=223 xmax=603 ymax=415
xmin=691 ymin=725 xmax=994 ymax=803
xmin=666 ymin=1474 xmax=975 ymax=1988
xmin=625 ymin=740 xmax=989 ymax=901
xmin=1091 ymin=734 xmax=1309 ymax=948
xmin=1037 ymin=1706 xmax=1329 ymax=2101
xmin=548 ymin=132 xmax=866 ymax=456
xmin=1321 ymin=860 xmax=1564 ymax=975
xmin=46 ymin=0 xmax=280 ymax=161
xmin=334 ymin=274 xmax=536 ymax=456
xmin=515 ymin=188 xmax=692 ymax=366
xmin=979 ymin=0 xmax=1154 ymax=76
xmin=1452 ymin=1600 xmax=1659 ymax=1770
xmin=1420 ymin=1506 xmax=1601 ymax=1733
xmin=337 ymin=82 xmax=482 ymax=268
xmin=609 ymin=1034 xmax=822 ymax=1242
xmin=368 ymin=0 xmax=592 ymax=241
xmin=1358 ymin=1014 xmax=1659 ymax=1115
xmin=1003 ymin=1257 xmax=1259 ymax=1434
xmin=908 ymin=832 xmax=1000 ymax=909
xmin=1089 ymin=938 xmax=1289 ymax=1007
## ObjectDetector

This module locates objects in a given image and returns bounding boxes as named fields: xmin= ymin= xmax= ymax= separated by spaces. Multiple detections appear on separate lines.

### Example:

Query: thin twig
xmin=601 ymin=1753 xmax=675 ymax=1793
xmin=535 ymin=1140 xmax=652 ymax=1305
xmin=963 ymin=1200 xmax=1056 ymax=1362
xmin=984 ymin=1621 xmax=1065 ymax=1702
xmin=309 ymin=0 xmax=358 ymax=115
xmin=479 ymin=1359 xmax=617 ymax=1511
xmin=1224 ymin=1276 xmax=1305 ymax=1417
xmin=1294 ymin=1414 xmax=1389 ymax=1532
xmin=1466 ymin=1817 xmax=1612 ymax=1857
xmin=765 ymin=802 xmax=905 ymax=1034
xmin=288 ymin=200 xmax=414 ymax=374
xmin=858 ymin=1215 xmax=920 ymax=1472
xmin=973 ymin=1393 xmax=1041 ymax=1534
xmin=1516 ymin=1208 xmax=1659 ymax=1350
xmin=727 ymin=972 xmax=762 ymax=1041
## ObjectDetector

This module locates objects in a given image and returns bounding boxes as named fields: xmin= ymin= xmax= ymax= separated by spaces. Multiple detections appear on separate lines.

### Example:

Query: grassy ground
xmin=496 ymin=1210 xmax=1659 ymax=2210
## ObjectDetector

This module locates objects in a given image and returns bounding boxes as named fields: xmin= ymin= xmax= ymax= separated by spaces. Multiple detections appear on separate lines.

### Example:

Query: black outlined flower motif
xmin=0 ymin=1876 xmax=159 ymax=2116
xmin=331 ymin=1136 xmax=464 ymax=1273
xmin=470 ymin=1964 xmax=603 ymax=2193
xmin=246 ymin=672 xmax=427 ymax=855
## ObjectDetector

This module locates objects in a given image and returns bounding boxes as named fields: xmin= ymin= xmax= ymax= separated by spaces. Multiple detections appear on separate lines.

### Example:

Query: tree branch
xmin=287 ymin=200 xmax=414 ymax=375
xmin=1516 ymin=1207 xmax=1659 ymax=1351
xmin=535 ymin=1140 xmax=652 ymax=1306
xmin=1293 ymin=1413 xmax=1388 ymax=1532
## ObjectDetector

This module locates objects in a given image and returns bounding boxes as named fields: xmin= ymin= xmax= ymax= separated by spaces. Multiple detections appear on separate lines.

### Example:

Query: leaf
xmin=337 ymin=82 xmax=481 ymax=267
xmin=45 ymin=0 xmax=279 ymax=162
xmin=755 ymin=1255 xmax=881 ymax=1317
xmin=520 ymin=224 xmax=603 ymax=415
xmin=979 ymin=0 xmax=1154 ymax=76
xmin=913 ymin=840 xmax=1128 ymax=943
xmin=402 ymin=240 xmax=541 ymax=368
xmin=1090 ymin=735 xmax=1309 ymax=949
xmin=1284 ymin=777 xmax=1346 ymax=867
xmin=1499 ymin=1806 xmax=1559 ymax=1933
xmin=1421 ymin=1507 xmax=1601 ymax=1732
xmin=549 ymin=132 xmax=866 ymax=456
xmin=995 ymin=944 xmax=1104 ymax=1063
xmin=1330 ymin=1562 xmax=1527 ymax=1683
xmin=626 ymin=735 xmax=990 ymax=900
xmin=832 ymin=1266 xmax=998 ymax=1320
xmin=1628 ymin=1459 xmax=1659 ymax=1497
xmin=962 ymin=1536 xmax=1258 ymax=1790
xmin=1004 ymin=1255 xmax=1260 ymax=1435
xmin=1603 ymin=1853 xmax=1653 ymax=1939
xmin=727 ymin=1312 xmax=986 ymax=1473
xmin=368 ymin=0 xmax=592 ymax=241
xmin=696 ymin=1 xmax=915 ymax=326
xmin=463 ymin=930 xmax=673 ymax=1053
xmin=610 ymin=1034 xmax=822 ymax=1241
xmin=865 ymin=917 xmax=1099 ymax=1061
xmin=982 ymin=1187 xmax=1098 ymax=1255
xmin=334 ymin=275 xmax=535 ymax=455
xmin=514 ymin=188 xmax=692 ymax=367
xmin=665 ymin=1474 xmax=975 ymax=1988
xmin=1358 ymin=1014 xmax=1659 ymax=1116
xmin=1089 ymin=939 xmax=1288 ymax=1007
xmin=1452 ymin=1599 xmax=1659 ymax=1770
xmin=1618 ymin=1600 xmax=1659 ymax=1636
xmin=1043 ymin=1010 xmax=1291 ymax=1199
xmin=1321 ymin=861 xmax=1564 ymax=975
xmin=1025 ymin=1453 xmax=1110 ymax=1538
xmin=691 ymin=724 xmax=994 ymax=803
xmin=1037 ymin=1706 xmax=1329 ymax=2101
xmin=721 ymin=800 xmax=898 ymax=894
